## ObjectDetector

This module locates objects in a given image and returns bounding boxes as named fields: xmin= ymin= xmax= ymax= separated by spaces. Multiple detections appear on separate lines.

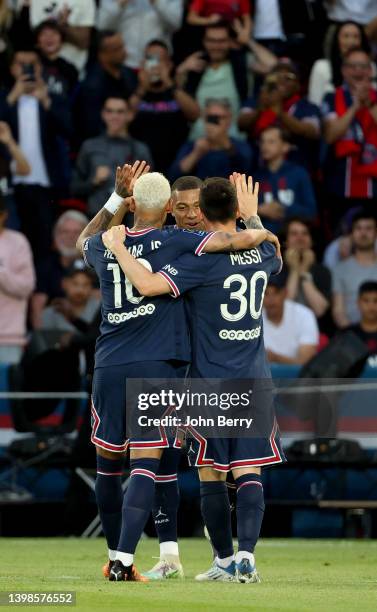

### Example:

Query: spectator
xmin=187 ymin=0 xmax=252 ymax=38
xmin=0 ymin=0 xmax=13 ymax=87
xmin=179 ymin=22 xmax=248 ymax=140
xmin=324 ymin=0 xmax=377 ymax=26
xmin=348 ymin=281 xmax=377 ymax=355
xmin=308 ymin=21 xmax=374 ymax=107
xmin=0 ymin=119 xmax=30 ymax=229
xmin=0 ymin=50 xmax=72 ymax=259
xmin=239 ymin=60 xmax=321 ymax=171
xmin=322 ymin=48 xmax=377 ymax=230
xmin=29 ymin=0 xmax=95 ymax=73
xmin=255 ymin=126 xmax=317 ymax=233
xmin=31 ymin=210 xmax=88 ymax=329
xmin=97 ymin=0 xmax=184 ymax=70
xmin=130 ymin=40 xmax=200 ymax=173
xmin=0 ymin=194 xmax=35 ymax=365
xmin=72 ymin=96 xmax=153 ymax=217
xmin=35 ymin=20 xmax=78 ymax=101
xmin=252 ymin=0 xmax=286 ymax=56
xmin=73 ymin=31 xmax=137 ymax=145
xmin=283 ymin=218 xmax=332 ymax=333
xmin=40 ymin=267 xmax=99 ymax=333
xmin=263 ymin=272 xmax=319 ymax=365
xmin=169 ymin=98 xmax=252 ymax=181
xmin=332 ymin=210 xmax=377 ymax=328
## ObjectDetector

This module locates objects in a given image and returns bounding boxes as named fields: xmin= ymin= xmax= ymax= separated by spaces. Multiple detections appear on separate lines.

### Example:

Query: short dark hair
xmin=199 ymin=177 xmax=237 ymax=222
xmin=260 ymin=124 xmax=291 ymax=144
xmin=65 ymin=267 xmax=94 ymax=283
xmin=351 ymin=209 xmax=377 ymax=230
xmin=204 ymin=21 xmax=232 ymax=36
xmin=342 ymin=46 xmax=370 ymax=64
xmin=34 ymin=19 xmax=64 ymax=42
xmin=172 ymin=176 xmax=203 ymax=193
xmin=97 ymin=30 xmax=119 ymax=52
xmin=102 ymin=95 xmax=128 ymax=108
xmin=145 ymin=39 xmax=170 ymax=53
xmin=359 ymin=281 xmax=377 ymax=296
xmin=0 ymin=191 xmax=6 ymax=214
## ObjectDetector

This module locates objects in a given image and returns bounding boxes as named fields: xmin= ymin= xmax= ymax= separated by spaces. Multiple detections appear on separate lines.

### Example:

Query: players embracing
xmin=77 ymin=161 xmax=279 ymax=582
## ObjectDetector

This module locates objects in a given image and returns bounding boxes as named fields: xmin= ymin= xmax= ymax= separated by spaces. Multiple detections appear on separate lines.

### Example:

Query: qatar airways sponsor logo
xmin=219 ymin=326 xmax=261 ymax=341
xmin=107 ymin=304 xmax=156 ymax=324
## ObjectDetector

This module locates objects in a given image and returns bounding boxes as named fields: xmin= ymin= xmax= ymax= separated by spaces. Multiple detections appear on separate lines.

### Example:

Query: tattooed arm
xmin=76 ymin=161 xmax=150 ymax=253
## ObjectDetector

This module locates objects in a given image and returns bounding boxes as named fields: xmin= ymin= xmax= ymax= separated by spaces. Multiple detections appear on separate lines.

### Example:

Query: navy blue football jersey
xmin=83 ymin=226 xmax=214 ymax=368
xmin=158 ymin=242 xmax=281 ymax=378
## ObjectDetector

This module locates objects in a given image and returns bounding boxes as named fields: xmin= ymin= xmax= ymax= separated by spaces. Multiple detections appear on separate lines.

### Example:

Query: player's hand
xmin=93 ymin=165 xmax=111 ymax=186
xmin=230 ymin=172 xmax=259 ymax=219
xmin=0 ymin=122 xmax=14 ymax=146
xmin=102 ymin=225 xmax=126 ymax=253
xmin=115 ymin=160 xmax=150 ymax=197
xmin=265 ymin=230 xmax=281 ymax=258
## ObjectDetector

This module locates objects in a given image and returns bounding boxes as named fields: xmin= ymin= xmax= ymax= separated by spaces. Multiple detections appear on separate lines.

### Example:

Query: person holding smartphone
xmin=169 ymin=98 xmax=252 ymax=181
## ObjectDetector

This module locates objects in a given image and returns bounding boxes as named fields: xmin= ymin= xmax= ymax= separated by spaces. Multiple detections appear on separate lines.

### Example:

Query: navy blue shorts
xmin=91 ymin=361 xmax=185 ymax=453
xmin=186 ymin=419 xmax=285 ymax=471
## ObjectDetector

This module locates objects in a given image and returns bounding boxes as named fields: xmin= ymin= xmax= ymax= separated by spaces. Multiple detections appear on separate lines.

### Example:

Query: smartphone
xmin=22 ymin=63 xmax=35 ymax=81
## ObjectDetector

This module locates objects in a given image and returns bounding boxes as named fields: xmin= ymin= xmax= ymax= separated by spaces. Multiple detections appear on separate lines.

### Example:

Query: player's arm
xmin=203 ymin=227 xmax=280 ymax=256
xmin=103 ymin=226 xmax=170 ymax=297
xmin=76 ymin=161 xmax=150 ymax=253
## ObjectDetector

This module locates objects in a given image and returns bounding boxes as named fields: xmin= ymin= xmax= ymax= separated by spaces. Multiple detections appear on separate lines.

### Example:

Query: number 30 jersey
xmin=158 ymin=242 xmax=281 ymax=379
xmin=83 ymin=227 xmax=213 ymax=368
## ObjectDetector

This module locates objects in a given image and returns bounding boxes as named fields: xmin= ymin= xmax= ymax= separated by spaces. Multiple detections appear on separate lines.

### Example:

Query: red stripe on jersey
xmin=157 ymin=270 xmax=180 ymax=297
xmin=125 ymin=227 xmax=156 ymax=236
xmin=195 ymin=232 xmax=216 ymax=256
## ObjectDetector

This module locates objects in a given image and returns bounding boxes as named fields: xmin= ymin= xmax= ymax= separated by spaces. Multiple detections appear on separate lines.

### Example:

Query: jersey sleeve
xmin=157 ymin=252 xmax=209 ymax=298
xmin=170 ymin=228 xmax=217 ymax=257
xmin=82 ymin=233 xmax=103 ymax=269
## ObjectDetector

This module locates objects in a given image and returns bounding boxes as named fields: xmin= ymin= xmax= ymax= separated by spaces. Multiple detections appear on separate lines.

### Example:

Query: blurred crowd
xmin=1 ymin=0 xmax=377 ymax=375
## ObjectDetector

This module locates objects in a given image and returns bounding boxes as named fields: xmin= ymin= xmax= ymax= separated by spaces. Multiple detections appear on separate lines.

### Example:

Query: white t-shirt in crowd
xmin=253 ymin=0 xmax=285 ymax=40
xmin=13 ymin=96 xmax=50 ymax=187
xmin=263 ymin=299 xmax=319 ymax=359
xmin=325 ymin=0 xmax=377 ymax=24
xmin=29 ymin=0 xmax=95 ymax=72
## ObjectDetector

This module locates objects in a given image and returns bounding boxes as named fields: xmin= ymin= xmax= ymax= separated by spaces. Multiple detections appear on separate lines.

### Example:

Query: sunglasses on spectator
xmin=205 ymin=114 xmax=228 ymax=124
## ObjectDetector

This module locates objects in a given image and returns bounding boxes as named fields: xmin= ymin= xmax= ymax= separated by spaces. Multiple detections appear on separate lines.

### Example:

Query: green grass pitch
xmin=1 ymin=538 xmax=377 ymax=611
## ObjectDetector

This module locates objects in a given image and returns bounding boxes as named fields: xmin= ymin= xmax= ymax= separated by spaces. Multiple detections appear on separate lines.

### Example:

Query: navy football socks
xmin=117 ymin=458 xmax=160 ymax=557
xmin=200 ymin=481 xmax=234 ymax=560
xmin=95 ymin=455 xmax=124 ymax=553
xmin=153 ymin=448 xmax=180 ymax=551
xmin=235 ymin=474 xmax=265 ymax=554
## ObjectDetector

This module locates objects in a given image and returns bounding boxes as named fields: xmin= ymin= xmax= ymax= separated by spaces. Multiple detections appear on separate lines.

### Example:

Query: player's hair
xmin=351 ymin=209 xmax=377 ymax=230
xmin=172 ymin=176 xmax=203 ymax=193
xmin=359 ymin=281 xmax=377 ymax=296
xmin=54 ymin=210 xmax=89 ymax=234
xmin=199 ymin=177 xmax=237 ymax=222
xmin=133 ymin=173 xmax=171 ymax=210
